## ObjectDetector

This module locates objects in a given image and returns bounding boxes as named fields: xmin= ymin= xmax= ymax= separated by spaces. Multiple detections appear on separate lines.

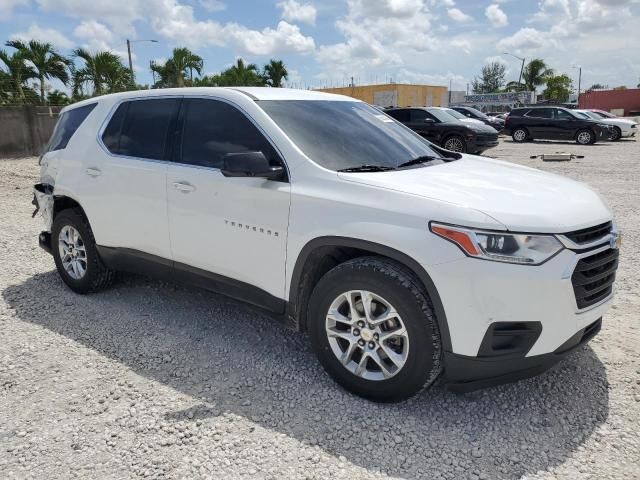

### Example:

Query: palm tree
xmin=6 ymin=40 xmax=70 ymax=103
xmin=225 ymin=58 xmax=262 ymax=86
xmin=171 ymin=47 xmax=203 ymax=87
xmin=0 ymin=48 xmax=36 ymax=103
xmin=521 ymin=58 xmax=554 ymax=93
xmin=73 ymin=48 xmax=132 ymax=96
xmin=264 ymin=59 xmax=288 ymax=88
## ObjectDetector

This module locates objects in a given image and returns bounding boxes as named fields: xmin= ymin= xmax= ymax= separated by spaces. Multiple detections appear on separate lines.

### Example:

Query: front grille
xmin=572 ymin=248 xmax=619 ymax=309
xmin=565 ymin=221 xmax=612 ymax=245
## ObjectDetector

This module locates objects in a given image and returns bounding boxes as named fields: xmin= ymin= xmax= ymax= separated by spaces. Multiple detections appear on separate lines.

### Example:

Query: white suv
xmin=33 ymin=88 xmax=620 ymax=401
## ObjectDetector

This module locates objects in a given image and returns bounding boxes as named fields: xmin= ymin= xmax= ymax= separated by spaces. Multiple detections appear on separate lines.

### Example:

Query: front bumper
xmin=425 ymin=240 xmax=615 ymax=390
xmin=445 ymin=318 xmax=601 ymax=392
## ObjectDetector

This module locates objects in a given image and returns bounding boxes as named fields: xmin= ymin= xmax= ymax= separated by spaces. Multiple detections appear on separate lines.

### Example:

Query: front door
xmin=166 ymin=98 xmax=291 ymax=303
xmin=408 ymin=109 xmax=440 ymax=143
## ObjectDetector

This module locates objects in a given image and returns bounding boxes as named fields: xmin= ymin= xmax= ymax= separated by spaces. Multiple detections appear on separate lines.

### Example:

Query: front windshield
xmin=466 ymin=107 xmax=489 ymax=119
xmin=574 ymin=111 xmax=592 ymax=119
xmin=595 ymin=110 xmax=614 ymax=118
xmin=259 ymin=100 xmax=442 ymax=171
xmin=443 ymin=108 xmax=467 ymax=120
xmin=427 ymin=108 xmax=460 ymax=123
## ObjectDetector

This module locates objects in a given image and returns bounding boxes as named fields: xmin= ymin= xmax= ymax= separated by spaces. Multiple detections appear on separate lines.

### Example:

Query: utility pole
xmin=573 ymin=65 xmax=582 ymax=107
xmin=503 ymin=52 xmax=526 ymax=90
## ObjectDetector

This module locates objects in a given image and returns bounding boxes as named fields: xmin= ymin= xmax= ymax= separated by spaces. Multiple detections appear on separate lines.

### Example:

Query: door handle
xmin=172 ymin=181 xmax=196 ymax=193
xmin=86 ymin=167 xmax=102 ymax=177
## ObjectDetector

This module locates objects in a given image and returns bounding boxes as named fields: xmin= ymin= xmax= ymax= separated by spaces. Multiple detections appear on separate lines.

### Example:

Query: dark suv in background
xmin=504 ymin=107 xmax=612 ymax=145
xmin=386 ymin=107 xmax=499 ymax=154
xmin=450 ymin=106 xmax=505 ymax=131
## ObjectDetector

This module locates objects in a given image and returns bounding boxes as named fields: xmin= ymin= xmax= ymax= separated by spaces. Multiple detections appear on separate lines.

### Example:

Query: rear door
xmin=166 ymin=97 xmax=291 ymax=302
xmin=554 ymin=108 xmax=578 ymax=139
xmin=524 ymin=108 xmax=554 ymax=138
xmin=77 ymin=97 xmax=180 ymax=259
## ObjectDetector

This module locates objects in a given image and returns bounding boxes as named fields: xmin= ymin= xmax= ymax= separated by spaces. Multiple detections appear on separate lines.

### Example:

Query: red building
xmin=579 ymin=88 xmax=640 ymax=116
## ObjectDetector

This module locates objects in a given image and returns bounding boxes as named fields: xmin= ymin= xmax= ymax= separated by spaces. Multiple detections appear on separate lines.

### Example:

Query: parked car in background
xmin=385 ymin=107 xmax=499 ymax=153
xmin=504 ymin=106 xmax=613 ymax=145
xmin=574 ymin=109 xmax=637 ymax=141
xmin=34 ymin=87 xmax=618 ymax=401
xmin=450 ymin=106 xmax=505 ymax=131
xmin=440 ymin=107 xmax=487 ymax=127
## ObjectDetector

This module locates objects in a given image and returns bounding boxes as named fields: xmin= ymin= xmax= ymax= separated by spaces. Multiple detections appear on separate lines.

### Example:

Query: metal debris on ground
xmin=529 ymin=152 xmax=585 ymax=161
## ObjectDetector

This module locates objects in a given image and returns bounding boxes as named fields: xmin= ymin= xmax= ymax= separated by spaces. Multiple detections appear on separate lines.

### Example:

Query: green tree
xmin=521 ymin=58 xmax=554 ymax=92
xmin=73 ymin=48 xmax=132 ymax=96
xmin=223 ymin=58 xmax=264 ymax=86
xmin=6 ymin=40 xmax=70 ymax=103
xmin=471 ymin=61 xmax=506 ymax=94
xmin=0 ymin=48 xmax=36 ymax=103
xmin=543 ymin=74 xmax=573 ymax=103
xmin=264 ymin=59 xmax=288 ymax=87
xmin=151 ymin=47 xmax=203 ymax=88
xmin=47 ymin=89 xmax=70 ymax=105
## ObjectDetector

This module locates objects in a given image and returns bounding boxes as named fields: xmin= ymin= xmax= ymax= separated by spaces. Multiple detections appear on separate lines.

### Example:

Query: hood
xmin=599 ymin=118 xmax=636 ymax=127
xmin=465 ymin=122 xmax=499 ymax=134
xmin=338 ymin=156 xmax=612 ymax=233
xmin=459 ymin=118 xmax=486 ymax=126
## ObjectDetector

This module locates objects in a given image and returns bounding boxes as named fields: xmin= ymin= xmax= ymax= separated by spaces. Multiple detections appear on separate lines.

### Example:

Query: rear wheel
xmin=308 ymin=257 xmax=442 ymax=402
xmin=512 ymin=128 xmax=528 ymax=143
xmin=576 ymin=129 xmax=595 ymax=145
xmin=442 ymin=135 xmax=466 ymax=153
xmin=52 ymin=209 xmax=115 ymax=294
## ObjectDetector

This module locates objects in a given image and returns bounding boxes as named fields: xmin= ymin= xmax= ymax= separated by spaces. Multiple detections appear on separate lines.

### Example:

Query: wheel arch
xmin=287 ymin=236 xmax=452 ymax=352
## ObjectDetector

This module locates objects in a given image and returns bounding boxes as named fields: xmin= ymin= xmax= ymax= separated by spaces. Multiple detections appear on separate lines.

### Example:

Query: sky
xmin=1 ymin=0 xmax=639 ymax=92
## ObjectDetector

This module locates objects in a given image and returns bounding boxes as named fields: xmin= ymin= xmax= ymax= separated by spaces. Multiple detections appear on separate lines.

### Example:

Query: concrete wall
xmin=0 ymin=106 xmax=61 ymax=158
xmin=316 ymin=83 xmax=448 ymax=108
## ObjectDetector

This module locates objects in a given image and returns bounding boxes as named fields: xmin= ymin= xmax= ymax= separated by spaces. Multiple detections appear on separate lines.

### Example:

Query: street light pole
xmin=125 ymin=39 xmax=159 ymax=83
xmin=503 ymin=52 xmax=526 ymax=91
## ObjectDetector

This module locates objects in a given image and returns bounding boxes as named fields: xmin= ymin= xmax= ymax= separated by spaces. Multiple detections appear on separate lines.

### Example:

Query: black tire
xmin=608 ymin=127 xmax=621 ymax=141
xmin=576 ymin=129 xmax=595 ymax=145
xmin=51 ymin=209 xmax=115 ymax=294
xmin=512 ymin=128 xmax=529 ymax=143
xmin=308 ymin=257 xmax=442 ymax=402
xmin=441 ymin=135 xmax=467 ymax=153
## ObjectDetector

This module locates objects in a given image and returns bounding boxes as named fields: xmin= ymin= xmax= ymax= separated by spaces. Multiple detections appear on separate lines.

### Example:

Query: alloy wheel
xmin=325 ymin=290 xmax=409 ymax=381
xmin=513 ymin=129 xmax=527 ymax=142
xmin=443 ymin=137 xmax=465 ymax=152
xmin=58 ymin=225 xmax=88 ymax=280
xmin=577 ymin=131 xmax=593 ymax=145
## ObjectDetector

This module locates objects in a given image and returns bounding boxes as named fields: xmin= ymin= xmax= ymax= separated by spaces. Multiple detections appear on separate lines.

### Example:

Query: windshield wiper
xmin=337 ymin=165 xmax=396 ymax=173
xmin=396 ymin=155 xmax=445 ymax=169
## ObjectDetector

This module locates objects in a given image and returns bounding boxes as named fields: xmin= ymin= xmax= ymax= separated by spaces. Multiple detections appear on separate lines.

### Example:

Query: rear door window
xmin=178 ymin=98 xmax=280 ymax=169
xmin=102 ymin=98 xmax=180 ymax=160
xmin=47 ymin=103 xmax=97 ymax=152
xmin=526 ymin=108 xmax=553 ymax=119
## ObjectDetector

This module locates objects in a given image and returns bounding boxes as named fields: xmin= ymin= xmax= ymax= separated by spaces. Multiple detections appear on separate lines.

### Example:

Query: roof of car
xmin=63 ymin=87 xmax=355 ymax=111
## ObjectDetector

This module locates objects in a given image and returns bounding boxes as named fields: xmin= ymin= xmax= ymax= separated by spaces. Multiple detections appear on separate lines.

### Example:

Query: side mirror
xmin=422 ymin=118 xmax=435 ymax=123
xmin=221 ymin=151 xmax=284 ymax=180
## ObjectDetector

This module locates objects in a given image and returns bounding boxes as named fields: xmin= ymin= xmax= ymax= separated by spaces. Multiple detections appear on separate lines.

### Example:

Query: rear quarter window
xmin=46 ymin=103 xmax=97 ymax=152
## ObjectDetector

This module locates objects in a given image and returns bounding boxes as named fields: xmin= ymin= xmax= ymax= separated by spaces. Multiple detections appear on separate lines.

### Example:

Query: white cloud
xmin=277 ymin=0 xmax=317 ymax=26
xmin=0 ymin=0 xmax=28 ymax=16
xmin=199 ymin=0 xmax=225 ymax=12
xmin=497 ymin=27 xmax=552 ymax=53
xmin=450 ymin=38 xmax=471 ymax=54
xmin=485 ymin=4 xmax=508 ymax=27
xmin=10 ymin=23 xmax=74 ymax=49
xmin=447 ymin=7 xmax=472 ymax=22
xmin=35 ymin=0 xmax=316 ymax=55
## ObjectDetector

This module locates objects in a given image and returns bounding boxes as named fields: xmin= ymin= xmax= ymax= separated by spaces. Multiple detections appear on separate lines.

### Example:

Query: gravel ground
xmin=1 ymin=138 xmax=639 ymax=480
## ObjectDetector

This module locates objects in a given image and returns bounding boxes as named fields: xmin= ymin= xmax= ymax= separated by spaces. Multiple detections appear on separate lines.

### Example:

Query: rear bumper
xmin=39 ymin=231 xmax=53 ymax=255
xmin=444 ymin=318 xmax=602 ymax=392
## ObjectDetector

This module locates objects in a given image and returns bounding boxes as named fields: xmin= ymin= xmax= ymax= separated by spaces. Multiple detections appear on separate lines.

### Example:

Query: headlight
xmin=430 ymin=223 xmax=563 ymax=265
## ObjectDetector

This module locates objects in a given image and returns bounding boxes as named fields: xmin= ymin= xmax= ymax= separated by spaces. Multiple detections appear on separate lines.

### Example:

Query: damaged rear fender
xmin=33 ymin=183 xmax=55 ymax=231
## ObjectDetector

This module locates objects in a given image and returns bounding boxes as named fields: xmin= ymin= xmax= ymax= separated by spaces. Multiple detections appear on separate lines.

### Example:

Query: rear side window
xmin=101 ymin=98 xmax=179 ymax=160
xmin=526 ymin=108 xmax=553 ymax=119
xmin=179 ymin=98 xmax=280 ymax=169
xmin=47 ymin=103 xmax=97 ymax=152
xmin=387 ymin=109 xmax=409 ymax=122
xmin=508 ymin=109 xmax=527 ymax=117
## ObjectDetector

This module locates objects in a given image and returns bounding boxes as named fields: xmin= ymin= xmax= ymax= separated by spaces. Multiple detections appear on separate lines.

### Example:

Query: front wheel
xmin=308 ymin=257 xmax=442 ymax=402
xmin=608 ymin=127 xmax=621 ymax=141
xmin=442 ymin=135 xmax=466 ymax=153
xmin=576 ymin=129 xmax=595 ymax=145
xmin=52 ymin=209 xmax=115 ymax=294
